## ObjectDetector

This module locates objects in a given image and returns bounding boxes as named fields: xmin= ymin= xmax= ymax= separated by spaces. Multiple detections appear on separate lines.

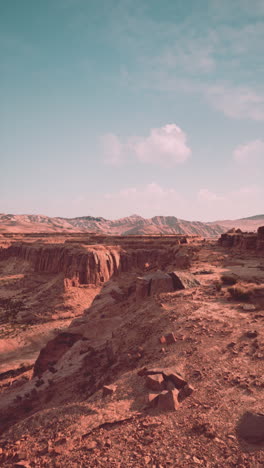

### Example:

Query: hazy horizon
xmin=1 ymin=210 xmax=264 ymax=224
xmin=1 ymin=1 xmax=263 ymax=221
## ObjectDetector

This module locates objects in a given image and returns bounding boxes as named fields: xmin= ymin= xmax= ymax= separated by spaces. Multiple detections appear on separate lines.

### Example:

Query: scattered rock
xmin=105 ymin=438 xmax=112 ymax=447
xmin=242 ymin=304 xmax=256 ymax=312
xmin=86 ymin=440 xmax=97 ymax=450
xmin=245 ymin=330 xmax=258 ymax=338
xmin=102 ymin=385 xmax=117 ymax=397
xmin=14 ymin=462 xmax=31 ymax=468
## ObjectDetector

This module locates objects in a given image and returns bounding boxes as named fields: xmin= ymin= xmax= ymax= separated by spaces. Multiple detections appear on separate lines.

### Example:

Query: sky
xmin=0 ymin=0 xmax=263 ymax=221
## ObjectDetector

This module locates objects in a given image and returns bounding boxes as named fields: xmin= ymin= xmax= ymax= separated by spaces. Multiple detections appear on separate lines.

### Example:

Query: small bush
xmin=228 ymin=284 xmax=254 ymax=301
xmin=221 ymin=274 xmax=237 ymax=285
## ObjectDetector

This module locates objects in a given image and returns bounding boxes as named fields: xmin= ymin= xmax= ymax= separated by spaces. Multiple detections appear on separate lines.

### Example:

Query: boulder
xmin=159 ymin=333 xmax=176 ymax=345
xmin=237 ymin=412 xmax=264 ymax=444
xmin=169 ymin=271 xmax=200 ymax=290
xmin=157 ymin=389 xmax=180 ymax=411
xmin=136 ymin=277 xmax=151 ymax=300
xmin=148 ymin=393 xmax=160 ymax=407
xmin=149 ymin=270 xmax=174 ymax=295
xmin=162 ymin=369 xmax=187 ymax=389
xmin=145 ymin=374 xmax=166 ymax=392
xmin=164 ymin=332 xmax=176 ymax=344
xmin=136 ymin=270 xmax=174 ymax=300
xmin=178 ymin=384 xmax=194 ymax=401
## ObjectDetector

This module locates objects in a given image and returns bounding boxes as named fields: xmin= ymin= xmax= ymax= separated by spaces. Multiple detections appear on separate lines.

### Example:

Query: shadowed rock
xmin=169 ymin=271 xmax=200 ymax=290
xmin=237 ymin=412 xmax=264 ymax=444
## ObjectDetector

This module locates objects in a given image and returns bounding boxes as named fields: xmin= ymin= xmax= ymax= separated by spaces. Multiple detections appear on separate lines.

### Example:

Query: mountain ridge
xmin=0 ymin=213 xmax=264 ymax=237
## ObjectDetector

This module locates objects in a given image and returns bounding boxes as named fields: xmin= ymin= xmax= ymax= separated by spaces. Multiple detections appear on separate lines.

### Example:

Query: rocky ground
xmin=0 ymin=235 xmax=263 ymax=467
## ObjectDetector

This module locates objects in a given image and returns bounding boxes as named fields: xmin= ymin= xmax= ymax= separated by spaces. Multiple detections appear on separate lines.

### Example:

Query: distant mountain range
xmin=0 ymin=213 xmax=263 ymax=237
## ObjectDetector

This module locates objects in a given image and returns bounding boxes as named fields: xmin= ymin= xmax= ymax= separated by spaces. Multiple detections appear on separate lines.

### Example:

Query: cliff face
xmin=218 ymin=226 xmax=264 ymax=250
xmin=0 ymin=241 xmax=184 ymax=287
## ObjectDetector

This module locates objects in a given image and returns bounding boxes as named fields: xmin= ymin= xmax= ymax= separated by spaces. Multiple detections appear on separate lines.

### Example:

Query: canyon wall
xmin=0 ymin=241 xmax=186 ymax=287
xmin=218 ymin=226 xmax=264 ymax=250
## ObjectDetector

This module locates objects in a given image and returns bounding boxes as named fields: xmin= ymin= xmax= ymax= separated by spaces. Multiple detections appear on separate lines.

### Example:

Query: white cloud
xmin=197 ymin=189 xmax=225 ymax=202
xmin=207 ymin=86 xmax=264 ymax=121
xmin=133 ymin=124 xmax=191 ymax=165
xmin=233 ymin=139 xmax=264 ymax=163
xmin=101 ymin=124 xmax=191 ymax=167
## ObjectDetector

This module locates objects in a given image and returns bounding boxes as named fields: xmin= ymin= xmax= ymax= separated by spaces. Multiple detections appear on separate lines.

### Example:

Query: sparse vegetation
xmin=228 ymin=283 xmax=255 ymax=301
xmin=221 ymin=274 xmax=237 ymax=285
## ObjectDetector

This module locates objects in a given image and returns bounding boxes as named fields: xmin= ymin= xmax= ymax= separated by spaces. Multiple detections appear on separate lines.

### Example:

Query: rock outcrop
xmin=33 ymin=332 xmax=83 ymax=377
xmin=0 ymin=242 xmax=185 ymax=288
xmin=218 ymin=226 xmax=264 ymax=250
xmin=136 ymin=270 xmax=199 ymax=300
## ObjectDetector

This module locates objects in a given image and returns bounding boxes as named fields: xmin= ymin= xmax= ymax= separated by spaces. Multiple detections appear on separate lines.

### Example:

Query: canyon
xmin=0 ymin=229 xmax=263 ymax=467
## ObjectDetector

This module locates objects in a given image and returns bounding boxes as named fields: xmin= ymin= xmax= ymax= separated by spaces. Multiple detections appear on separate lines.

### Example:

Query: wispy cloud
xmin=233 ymin=139 xmax=264 ymax=163
xmin=197 ymin=189 xmax=225 ymax=203
xmin=207 ymin=86 xmax=264 ymax=121
xmin=105 ymin=0 xmax=264 ymax=120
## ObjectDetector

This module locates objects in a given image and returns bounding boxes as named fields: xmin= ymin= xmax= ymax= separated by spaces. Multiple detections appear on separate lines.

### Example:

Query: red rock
xmin=148 ymin=393 xmax=159 ymax=407
xmin=165 ymin=380 xmax=176 ymax=391
xmin=237 ymin=411 xmax=264 ymax=444
xmin=145 ymin=374 xmax=166 ymax=391
xmin=159 ymin=336 xmax=166 ymax=344
xmin=178 ymin=384 xmax=194 ymax=401
xmin=157 ymin=389 xmax=180 ymax=411
xmin=164 ymin=332 xmax=176 ymax=344
xmin=162 ymin=369 xmax=187 ymax=389
xmin=86 ymin=441 xmax=97 ymax=450
xmin=169 ymin=271 xmax=200 ymax=290
xmin=138 ymin=368 xmax=163 ymax=376
xmin=102 ymin=385 xmax=117 ymax=397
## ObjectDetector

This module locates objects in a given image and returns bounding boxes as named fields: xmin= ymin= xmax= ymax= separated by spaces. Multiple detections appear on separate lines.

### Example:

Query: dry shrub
xmin=228 ymin=283 xmax=256 ymax=301
xmin=221 ymin=274 xmax=237 ymax=285
xmin=252 ymin=284 xmax=264 ymax=297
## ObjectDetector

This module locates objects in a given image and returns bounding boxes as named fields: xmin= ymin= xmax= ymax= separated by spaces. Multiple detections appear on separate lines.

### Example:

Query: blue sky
xmin=0 ymin=0 xmax=263 ymax=221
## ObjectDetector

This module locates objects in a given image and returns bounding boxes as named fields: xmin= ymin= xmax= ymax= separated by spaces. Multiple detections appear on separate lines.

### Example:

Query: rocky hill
xmin=0 ymin=213 xmax=224 ymax=237
xmin=1 ymin=213 xmax=264 ymax=237
xmin=211 ymin=214 xmax=264 ymax=232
